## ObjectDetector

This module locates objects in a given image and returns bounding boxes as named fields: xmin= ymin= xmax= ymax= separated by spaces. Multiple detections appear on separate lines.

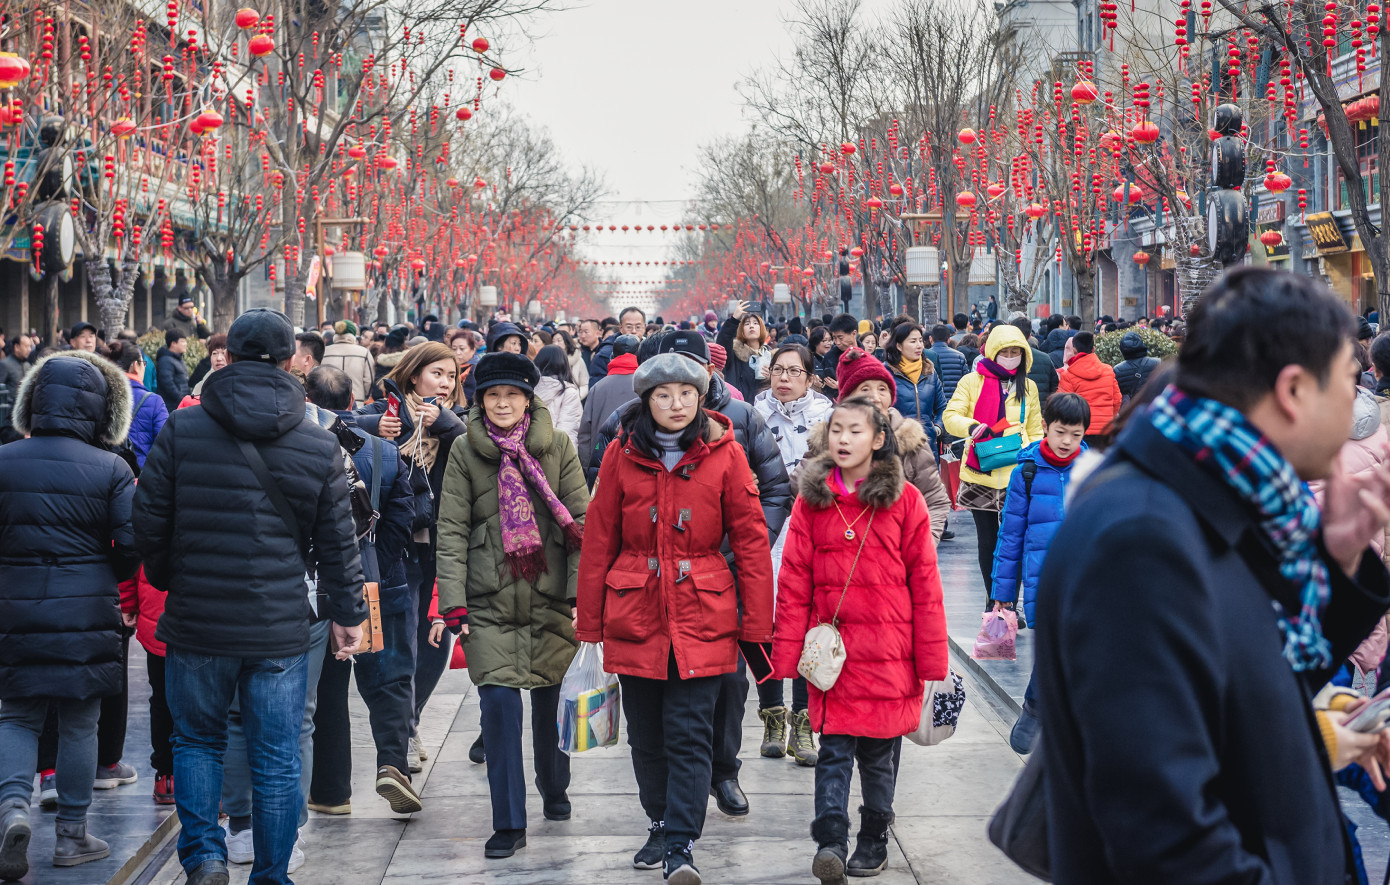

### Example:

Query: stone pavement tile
xmin=892 ymin=816 xmax=1036 ymax=884
xmin=894 ymin=745 xmax=1023 ymax=818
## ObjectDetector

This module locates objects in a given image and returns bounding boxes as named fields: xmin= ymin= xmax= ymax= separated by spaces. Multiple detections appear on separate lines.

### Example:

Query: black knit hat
xmin=473 ymin=352 xmax=540 ymax=397
xmin=384 ymin=326 xmax=410 ymax=350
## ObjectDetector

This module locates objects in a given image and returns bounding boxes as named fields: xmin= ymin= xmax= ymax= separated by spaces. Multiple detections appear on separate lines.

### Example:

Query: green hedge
xmin=1093 ymin=328 xmax=1179 ymax=366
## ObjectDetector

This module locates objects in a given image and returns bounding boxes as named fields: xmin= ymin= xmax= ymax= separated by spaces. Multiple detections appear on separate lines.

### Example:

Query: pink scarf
xmin=966 ymin=358 xmax=1016 ymax=472
xmin=485 ymin=412 xmax=583 ymax=582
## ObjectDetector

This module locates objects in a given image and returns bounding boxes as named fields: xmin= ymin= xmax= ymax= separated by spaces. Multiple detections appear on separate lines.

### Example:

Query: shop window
xmin=1336 ymin=121 xmax=1380 ymax=210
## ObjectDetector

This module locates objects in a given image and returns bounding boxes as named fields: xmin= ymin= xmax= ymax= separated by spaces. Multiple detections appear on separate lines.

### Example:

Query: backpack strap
xmin=1020 ymin=460 xmax=1038 ymax=499
xmin=133 ymin=390 xmax=154 ymax=417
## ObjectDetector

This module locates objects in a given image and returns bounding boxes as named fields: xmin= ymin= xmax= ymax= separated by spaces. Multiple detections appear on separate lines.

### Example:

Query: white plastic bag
xmin=557 ymin=642 xmax=621 ymax=754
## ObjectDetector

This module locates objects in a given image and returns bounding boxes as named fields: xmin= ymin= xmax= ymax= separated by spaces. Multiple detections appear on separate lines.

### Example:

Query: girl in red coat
xmin=772 ymin=396 xmax=948 ymax=884
xmin=577 ymin=353 xmax=774 ymax=885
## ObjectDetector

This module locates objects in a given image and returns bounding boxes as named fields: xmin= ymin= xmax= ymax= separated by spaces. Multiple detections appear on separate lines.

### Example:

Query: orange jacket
xmin=1058 ymin=352 xmax=1123 ymax=434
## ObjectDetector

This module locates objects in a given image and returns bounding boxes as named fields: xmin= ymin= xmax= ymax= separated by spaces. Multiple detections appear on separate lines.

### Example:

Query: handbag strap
xmin=235 ymin=437 xmax=310 ymax=569
xmin=828 ymin=509 xmax=876 ymax=627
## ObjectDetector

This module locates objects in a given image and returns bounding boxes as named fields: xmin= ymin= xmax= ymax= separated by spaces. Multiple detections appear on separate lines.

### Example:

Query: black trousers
xmin=146 ymin=652 xmax=175 ymax=775
xmin=477 ymin=683 xmax=568 ymax=831
xmin=409 ymin=541 xmax=448 ymax=728
xmin=39 ymin=631 xmax=130 ymax=771
xmin=619 ymin=655 xmax=723 ymax=846
xmin=971 ymin=509 xmax=1002 ymax=610
xmin=755 ymin=676 xmax=809 ymax=713
xmin=814 ymin=733 xmax=900 ymax=831
xmin=311 ymin=608 xmax=418 ymax=804
xmin=710 ymin=658 xmax=748 ymax=783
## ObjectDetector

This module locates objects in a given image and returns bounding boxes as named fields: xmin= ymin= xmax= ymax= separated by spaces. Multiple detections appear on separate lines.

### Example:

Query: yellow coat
xmin=941 ymin=325 xmax=1045 ymax=489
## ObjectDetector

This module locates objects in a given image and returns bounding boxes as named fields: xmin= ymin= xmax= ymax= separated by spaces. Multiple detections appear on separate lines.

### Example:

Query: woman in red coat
xmin=772 ymin=396 xmax=948 ymax=884
xmin=576 ymin=353 xmax=774 ymax=885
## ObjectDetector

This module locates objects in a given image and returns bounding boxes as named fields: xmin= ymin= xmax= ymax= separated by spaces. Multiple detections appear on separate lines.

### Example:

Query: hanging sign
xmin=1305 ymin=213 xmax=1349 ymax=254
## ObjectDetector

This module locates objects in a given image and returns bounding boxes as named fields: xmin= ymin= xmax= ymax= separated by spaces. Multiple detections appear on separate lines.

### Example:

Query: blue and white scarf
xmin=1149 ymin=385 xmax=1332 ymax=672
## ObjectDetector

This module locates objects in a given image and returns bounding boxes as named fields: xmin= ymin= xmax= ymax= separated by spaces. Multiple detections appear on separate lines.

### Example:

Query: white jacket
xmin=753 ymin=388 xmax=836 ymax=476
xmin=534 ymin=376 xmax=583 ymax=448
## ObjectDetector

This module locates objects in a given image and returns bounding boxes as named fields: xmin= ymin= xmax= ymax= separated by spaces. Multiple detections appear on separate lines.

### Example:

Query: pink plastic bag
xmin=972 ymin=610 xmax=1018 ymax=661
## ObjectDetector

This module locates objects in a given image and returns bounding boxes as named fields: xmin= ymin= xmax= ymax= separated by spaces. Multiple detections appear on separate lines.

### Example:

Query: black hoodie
xmin=134 ymin=360 xmax=365 ymax=658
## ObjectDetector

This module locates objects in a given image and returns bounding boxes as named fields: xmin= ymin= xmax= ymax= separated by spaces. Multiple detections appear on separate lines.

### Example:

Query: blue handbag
xmin=972 ymin=395 xmax=1025 ymax=473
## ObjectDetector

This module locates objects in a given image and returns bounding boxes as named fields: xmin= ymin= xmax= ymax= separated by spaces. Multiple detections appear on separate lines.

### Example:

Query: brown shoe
xmin=374 ymin=766 xmax=423 ymax=814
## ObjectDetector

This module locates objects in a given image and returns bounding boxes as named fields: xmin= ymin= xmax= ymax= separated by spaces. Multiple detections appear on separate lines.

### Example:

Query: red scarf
xmin=1039 ymin=439 xmax=1080 ymax=468
xmin=965 ymin=359 xmax=1017 ymax=472
xmin=607 ymin=353 xmax=638 ymax=376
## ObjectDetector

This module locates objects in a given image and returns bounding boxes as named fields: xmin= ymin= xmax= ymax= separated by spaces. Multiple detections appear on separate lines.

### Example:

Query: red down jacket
xmin=772 ymin=450 xmax=948 ymax=738
xmin=576 ymin=411 xmax=774 ymax=680
xmin=119 ymin=565 xmax=168 ymax=657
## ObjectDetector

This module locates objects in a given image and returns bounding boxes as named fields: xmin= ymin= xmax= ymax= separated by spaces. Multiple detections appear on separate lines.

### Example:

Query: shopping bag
xmin=448 ymin=635 xmax=466 ymax=670
xmin=972 ymin=610 xmax=1018 ymax=661
xmin=557 ymin=642 xmax=621 ymax=754
xmin=908 ymin=669 xmax=966 ymax=747
xmin=939 ymin=450 xmax=962 ymax=507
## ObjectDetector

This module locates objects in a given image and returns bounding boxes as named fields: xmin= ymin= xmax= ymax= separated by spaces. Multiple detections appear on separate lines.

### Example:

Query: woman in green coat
xmin=436 ymin=352 xmax=589 ymax=859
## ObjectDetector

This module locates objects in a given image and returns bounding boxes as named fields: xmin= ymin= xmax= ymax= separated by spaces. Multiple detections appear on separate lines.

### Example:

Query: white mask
xmin=995 ymin=354 xmax=1024 ymax=371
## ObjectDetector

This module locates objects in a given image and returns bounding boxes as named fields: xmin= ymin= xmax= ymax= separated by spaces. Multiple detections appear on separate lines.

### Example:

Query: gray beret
xmin=633 ymin=352 xmax=710 ymax=398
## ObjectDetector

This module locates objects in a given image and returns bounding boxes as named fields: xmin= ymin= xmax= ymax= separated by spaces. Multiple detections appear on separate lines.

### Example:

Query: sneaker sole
xmin=375 ymin=778 xmax=423 ymax=814
xmin=847 ymin=862 xmax=887 ymax=877
xmin=307 ymin=802 xmax=352 ymax=815
xmin=52 ymin=847 xmax=111 ymax=867
xmin=793 ymin=753 xmax=819 ymax=767
xmin=407 ymin=760 xmax=424 ymax=773
xmin=760 ymin=746 xmax=787 ymax=758
xmin=483 ymin=835 xmax=526 ymax=858
xmin=93 ymin=774 xmax=138 ymax=790
xmin=38 ymin=795 xmax=56 ymax=810
xmin=632 ymin=857 xmax=663 ymax=870
xmin=666 ymin=864 xmax=701 ymax=885
xmin=0 ymin=820 xmax=31 ymax=881
xmin=813 ymin=849 xmax=848 ymax=885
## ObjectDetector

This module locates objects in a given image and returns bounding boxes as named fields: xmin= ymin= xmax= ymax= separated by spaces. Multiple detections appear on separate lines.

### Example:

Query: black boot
xmin=846 ymin=807 xmax=893 ymax=877
xmin=468 ymin=734 xmax=486 ymax=765
xmin=810 ymin=816 xmax=849 ymax=885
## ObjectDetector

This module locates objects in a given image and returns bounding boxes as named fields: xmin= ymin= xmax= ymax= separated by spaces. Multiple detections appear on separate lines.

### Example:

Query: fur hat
xmin=333 ymin=320 xmax=359 ymax=337
xmin=13 ymin=350 xmax=132 ymax=446
xmin=835 ymin=348 xmax=894 ymax=401
xmin=633 ymin=352 xmax=710 ymax=398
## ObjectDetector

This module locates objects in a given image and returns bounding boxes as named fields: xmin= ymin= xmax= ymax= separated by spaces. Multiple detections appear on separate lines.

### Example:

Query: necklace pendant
xmin=844 ymin=528 xmax=855 ymax=541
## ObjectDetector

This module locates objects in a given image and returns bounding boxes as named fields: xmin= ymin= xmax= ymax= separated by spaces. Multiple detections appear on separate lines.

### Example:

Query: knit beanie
xmin=473 ymin=351 xmax=540 ymax=396
xmin=836 ymin=348 xmax=894 ymax=401
xmin=858 ymin=319 xmax=874 ymax=336
xmin=633 ymin=352 xmax=710 ymax=398
xmin=707 ymin=342 xmax=728 ymax=370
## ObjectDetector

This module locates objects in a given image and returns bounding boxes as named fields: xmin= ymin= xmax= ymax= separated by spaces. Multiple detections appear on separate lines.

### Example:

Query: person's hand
xmin=332 ymin=623 xmax=363 ymax=660
xmin=417 ymin=402 xmax=440 ymax=431
xmin=428 ymin=621 xmax=446 ymax=648
xmin=378 ymin=414 xmax=402 ymax=439
xmin=121 ymin=611 xmax=138 ymax=628
xmin=823 ymin=376 xmax=837 ymax=390
xmin=992 ymin=601 xmax=1011 ymax=613
xmin=970 ymin=422 xmax=991 ymax=441
xmin=571 ymin=606 xmax=578 ymax=632
xmin=1322 ymin=442 xmax=1390 ymax=577
xmin=732 ymin=300 xmax=749 ymax=320
xmin=1327 ymin=708 xmax=1390 ymax=790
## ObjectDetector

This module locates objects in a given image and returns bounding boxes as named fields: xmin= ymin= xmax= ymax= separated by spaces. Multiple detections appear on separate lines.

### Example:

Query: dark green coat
xmin=436 ymin=399 xmax=589 ymax=688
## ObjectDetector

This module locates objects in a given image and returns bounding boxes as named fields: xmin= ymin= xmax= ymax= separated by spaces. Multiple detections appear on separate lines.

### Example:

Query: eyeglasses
xmin=770 ymin=366 xmax=806 ymax=378
xmin=652 ymin=390 xmax=700 ymax=409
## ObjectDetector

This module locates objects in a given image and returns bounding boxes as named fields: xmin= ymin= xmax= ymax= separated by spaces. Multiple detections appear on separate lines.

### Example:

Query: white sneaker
xmin=407 ymin=737 xmax=424 ymax=773
xmin=288 ymin=831 xmax=305 ymax=874
xmin=223 ymin=822 xmax=254 ymax=864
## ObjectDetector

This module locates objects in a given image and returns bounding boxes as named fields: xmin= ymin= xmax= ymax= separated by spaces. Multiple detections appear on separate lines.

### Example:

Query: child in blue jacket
xmin=990 ymin=392 xmax=1090 ymax=753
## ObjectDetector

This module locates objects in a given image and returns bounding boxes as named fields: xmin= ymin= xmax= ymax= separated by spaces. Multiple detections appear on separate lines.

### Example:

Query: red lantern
xmin=111 ymin=118 xmax=137 ymax=137
xmin=1260 ymin=229 xmax=1283 ymax=247
xmin=1131 ymin=120 xmax=1161 ymax=143
xmin=1070 ymin=80 xmax=1099 ymax=104
xmin=347 ymin=145 xmax=366 ymax=159
xmin=1133 ymin=250 xmax=1151 ymax=265
xmin=248 ymin=34 xmax=275 ymax=57
xmin=1024 ymin=203 xmax=1048 ymax=219
xmin=489 ymin=67 xmax=506 ymax=82
xmin=0 ymin=53 xmax=31 ymax=89
xmin=377 ymin=155 xmax=398 ymax=170
xmin=196 ymin=110 xmax=224 ymax=130
xmin=955 ymin=191 xmax=977 ymax=209
xmin=472 ymin=37 xmax=489 ymax=53
xmin=864 ymin=196 xmax=883 ymax=209
xmin=1264 ymin=171 xmax=1292 ymax=193
xmin=372 ymin=245 xmax=390 ymax=258
xmin=473 ymin=176 xmax=487 ymax=189
xmin=190 ymin=117 xmax=206 ymax=136
xmin=849 ymin=246 xmax=864 ymax=258
xmin=986 ymin=182 xmax=1007 ymax=199
xmin=888 ymin=183 xmax=903 ymax=196
xmin=957 ymin=128 xmax=977 ymax=145
xmin=818 ymin=162 xmax=835 ymax=174
xmin=455 ymin=107 xmax=472 ymax=121
xmin=840 ymin=142 xmax=856 ymax=155
xmin=1112 ymin=182 xmax=1144 ymax=203
xmin=445 ymin=177 xmax=459 ymax=188
xmin=234 ymin=7 xmax=260 ymax=28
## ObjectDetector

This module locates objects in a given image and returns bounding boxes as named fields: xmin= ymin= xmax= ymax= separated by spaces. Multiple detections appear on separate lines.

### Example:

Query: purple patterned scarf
xmin=485 ymin=411 xmax=583 ymax=582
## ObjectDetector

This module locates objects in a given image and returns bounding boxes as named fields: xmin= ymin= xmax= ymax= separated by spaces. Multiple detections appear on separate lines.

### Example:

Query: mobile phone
xmin=385 ymin=392 xmax=400 ymax=419
xmin=423 ymin=396 xmax=438 ymax=406
xmin=726 ymin=299 xmax=740 ymax=317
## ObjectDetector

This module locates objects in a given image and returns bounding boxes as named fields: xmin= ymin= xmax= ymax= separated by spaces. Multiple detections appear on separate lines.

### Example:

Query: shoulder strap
xmin=1021 ymin=460 xmax=1037 ymax=498
xmin=133 ymin=390 xmax=155 ymax=415
xmin=369 ymin=435 xmax=383 ymax=510
xmin=235 ymin=437 xmax=309 ymax=566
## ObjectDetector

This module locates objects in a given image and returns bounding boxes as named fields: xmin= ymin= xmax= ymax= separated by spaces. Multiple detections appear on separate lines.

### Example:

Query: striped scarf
xmin=1148 ymin=385 xmax=1331 ymax=672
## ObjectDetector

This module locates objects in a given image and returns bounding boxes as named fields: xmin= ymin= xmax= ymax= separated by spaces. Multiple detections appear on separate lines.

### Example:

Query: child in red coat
xmin=772 ymin=396 xmax=948 ymax=883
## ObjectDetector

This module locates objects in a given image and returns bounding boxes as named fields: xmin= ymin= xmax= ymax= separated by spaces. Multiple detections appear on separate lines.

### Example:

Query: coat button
xmin=689 ymin=670 xmax=694 ymax=675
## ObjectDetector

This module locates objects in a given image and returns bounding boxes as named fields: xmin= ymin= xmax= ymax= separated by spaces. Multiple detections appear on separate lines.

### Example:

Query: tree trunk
xmin=1073 ymin=264 xmax=1097 ymax=324
xmin=919 ymin=285 xmax=941 ymax=327
xmin=209 ymin=275 xmax=239 ymax=333
xmin=88 ymin=257 xmax=127 ymax=339
xmin=949 ymin=258 xmax=971 ymax=321
xmin=999 ymin=260 xmax=1033 ymax=314
xmin=1176 ymin=258 xmax=1222 ymax=317
xmin=42 ymin=274 xmax=61 ymax=346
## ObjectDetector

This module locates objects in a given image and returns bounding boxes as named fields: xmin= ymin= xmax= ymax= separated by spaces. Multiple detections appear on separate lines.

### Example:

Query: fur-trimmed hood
xmin=376 ymin=350 xmax=407 ymax=369
xmin=730 ymin=336 xmax=771 ymax=365
xmin=13 ymin=349 xmax=132 ymax=446
xmin=798 ymin=444 xmax=905 ymax=508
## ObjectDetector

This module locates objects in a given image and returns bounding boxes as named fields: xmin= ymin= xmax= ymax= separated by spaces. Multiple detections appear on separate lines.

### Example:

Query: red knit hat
xmin=836 ymin=347 xmax=894 ymax=401
xmin=708 ymin=342 xmax=728 ymax=371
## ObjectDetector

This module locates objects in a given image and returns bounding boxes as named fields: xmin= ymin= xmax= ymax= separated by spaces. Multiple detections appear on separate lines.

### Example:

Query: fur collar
xmin=731 ymin=338 xmax=766 ymax=364
xmin=376 ymin=350 xmax=407 ymax=369
xmin=13 ymin=349 xmax=133 ymax=446
xmin=806 ymin=408 xmax=925 ymax=459
xmin=799 ymin=448 xmax=905 ymax=508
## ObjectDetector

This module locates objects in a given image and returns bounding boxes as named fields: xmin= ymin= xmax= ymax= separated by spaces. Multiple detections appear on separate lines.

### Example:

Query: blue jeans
xmin=166 ymin=647 xmax=309 ymax=885
xmin=814 ymin=733 xmax=899 ymax=830
xmin=223 ymin=619 xmax=330 ymax=828
xmin=0 ymin=698 xmax=101 ymax=821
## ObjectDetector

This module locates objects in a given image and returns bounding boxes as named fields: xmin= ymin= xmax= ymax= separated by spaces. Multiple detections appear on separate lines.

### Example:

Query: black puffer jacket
xmin=134 ymin=361 xmax=365 ymax=659
xmin=1115 ymin=332 xmax=1161 ymax=401
xmin=0 ymin=351 xmax=138 ymax=699
xmin=155 ymin=346 xmax=189 ymax=410
xmin=589 ymin=373 xmax=792 ymax=542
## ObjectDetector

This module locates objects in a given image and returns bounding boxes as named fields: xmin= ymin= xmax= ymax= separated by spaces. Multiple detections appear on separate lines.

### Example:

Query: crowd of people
xmin=6 ymin=272 xmax=1390 ymax=885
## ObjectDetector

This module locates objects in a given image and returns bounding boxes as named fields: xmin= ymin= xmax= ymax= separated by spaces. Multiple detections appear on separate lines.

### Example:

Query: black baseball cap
xmin=657 ymin=330 xmax=710 ymax=365
xmin=226 ymin=308 xmax=295 ymax=363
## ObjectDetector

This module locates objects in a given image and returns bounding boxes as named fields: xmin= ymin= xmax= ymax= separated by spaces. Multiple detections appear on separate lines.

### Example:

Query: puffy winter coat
xmin=133 ymin=361 xmax=366 ymax=659
xmin=534 ymin=375 xmax=583 ymax=449
xmin=436 ymin=400 xmax=588 ymax=688
xmin=590 ymin=373 xmax=793 ymax=542
xmin=576 ymin=412 xmax=775 ymax=680
xmin=771 ymin=451 xmax=948 ymax=737
xmin=579 ymin=361 xmax=637 ymax=478
xmin=889 ymin=363 xmax=947 ymax=451
xmin=120 ymin=566 xmax=167 ymax=656
xmin=1058 ymin=351 xmax=1123 ymax=435
xmin=155 ymin=346 xmax=189 ymax=410
xmin=753 ymin=387 xmax=835 ymax=477
xmin=587 ymin=334 xmax=618 ymax=382
xmin=942 ymin=325 xmax=1045 ymax=490
xmin=802 ymin=410 xmax=951 ymax=544
xmin=126 ymin=376 xmax=168 ymax=469
xmin=321 ymin=339 xmax=376 ymax=404
xmin=717 ymin=317 xmax=772 ymax=401
xmin=929 ymin=342 xmax=969 ymax=402
xmin=1114 ymin=355 xmax=1160 ymax=401
xmin=989 ymin=440 xmax=1083 ymax=624
xmin=1 ymin=350 xmax=139 ymax=699
xmin=1026 ymin=345 xmax=1060 ymax=403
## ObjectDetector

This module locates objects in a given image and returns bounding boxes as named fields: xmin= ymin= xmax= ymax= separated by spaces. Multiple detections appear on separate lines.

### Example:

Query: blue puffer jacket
xmin=889 ymin=364 xmax=946 ymax=452
xmin=989 ymin=440 xmax=1085 ymax=623
xmin=929 ymin=342 xmax=969 ymax=402
xmin=126 ymin=377 xmax=168 ymax=469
